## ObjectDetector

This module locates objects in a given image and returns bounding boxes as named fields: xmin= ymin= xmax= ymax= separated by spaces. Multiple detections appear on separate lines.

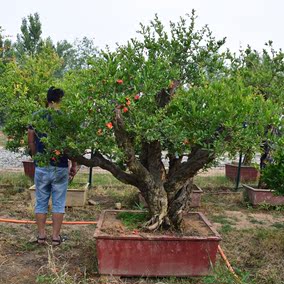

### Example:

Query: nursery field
xmin=0 ymin=172 xmax=284 ymax=284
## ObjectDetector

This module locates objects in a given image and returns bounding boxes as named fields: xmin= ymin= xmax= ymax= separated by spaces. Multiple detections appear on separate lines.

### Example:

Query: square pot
xmin=22 ymin=160 xmax=35 ymax=180
xmin=225 ymin=163 xmax=259 ymax=182
xmin=94 ymin=210 xmax=221 ymax=277
xmin=243 ymin=184 xmax=284 ymax=206
xmin=29 ymin=183 xmax=88 ymax=207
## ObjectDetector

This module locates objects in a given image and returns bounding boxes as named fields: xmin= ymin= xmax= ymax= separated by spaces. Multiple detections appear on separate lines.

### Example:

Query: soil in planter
xmin=100 ymin=211 xmax=215 ymax=237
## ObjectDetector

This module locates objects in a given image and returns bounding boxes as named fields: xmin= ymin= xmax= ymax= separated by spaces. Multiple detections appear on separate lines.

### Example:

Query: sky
xmin=0 ymin=0 xmax=283 ymax=53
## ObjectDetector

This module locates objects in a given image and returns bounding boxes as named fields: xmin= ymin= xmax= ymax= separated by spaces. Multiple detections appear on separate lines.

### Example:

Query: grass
xmin=0 ymin=172 xmax=32 ymax=188
xmin=194 ymin=175 xmax=235 ymax=189
xmin=117 ymin=211 xmax=149 ymax=230
xmin=1 ymin=171 xmax=284 ymax=284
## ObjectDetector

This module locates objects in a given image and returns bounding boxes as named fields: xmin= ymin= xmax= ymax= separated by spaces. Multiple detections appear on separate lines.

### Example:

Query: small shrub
xmin=262 ymin=148 xmax=284 ymax=195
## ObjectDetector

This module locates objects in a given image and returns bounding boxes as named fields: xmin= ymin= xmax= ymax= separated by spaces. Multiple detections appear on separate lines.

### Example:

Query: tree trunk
xmin=141 ymin=183 xmax=168 ymax=231
xmin=167 ymin=178 xmax=193 ymax=232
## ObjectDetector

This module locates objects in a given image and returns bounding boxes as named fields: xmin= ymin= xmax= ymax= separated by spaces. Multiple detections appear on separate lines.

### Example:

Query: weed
xmin=220 ymin=224 xmax=233 ymax=234
xmin=203 ymin=261 xmax=254 ymax=284
xmin=132 ymin=201 xmax=145 ymax=211
xmin=248 ymin=218 xmax=265 ymax=225
xmin=211 ymin=215 xmax=236 ymax=225
xmin=271 ymin=222 xmax=284 ymax=229
xmin=258 ymin=202 xmax=273 ymax=211
xmin=19 ymin=241 xmax=39 ymax=252
xmin=117 ymin=211 xmax=149 ymax=230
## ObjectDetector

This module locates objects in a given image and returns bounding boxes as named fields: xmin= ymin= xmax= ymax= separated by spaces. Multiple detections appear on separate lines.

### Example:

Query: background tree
xmin=15 ymin=13 xmax=43 ymax=58
xmin=0 ymin=46 xmax=63 ymax=148
xmin=232 ymin=43 xmax=284 ymax=180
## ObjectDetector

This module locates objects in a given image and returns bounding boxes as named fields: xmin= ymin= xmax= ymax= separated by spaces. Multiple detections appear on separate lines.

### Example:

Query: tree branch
xmin=164 ymin=146 xmax=214 ymax=193
xmin=72 ymin=152 xmax=139 ymax=187
xmin=139 ymin=140 xmax=166 ymax=185
xmin=113 ymin=107 xmax=155 ymax=186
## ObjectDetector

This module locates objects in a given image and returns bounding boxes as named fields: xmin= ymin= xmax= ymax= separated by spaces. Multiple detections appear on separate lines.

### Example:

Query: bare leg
xmin=52 ymin=213 xmax=64 ymax=243
xmin=36 ymin=213 xmax=47 ymax=243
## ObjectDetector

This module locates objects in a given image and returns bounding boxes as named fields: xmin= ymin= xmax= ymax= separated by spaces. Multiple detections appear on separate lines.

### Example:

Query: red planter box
xmin=225 ymin=163 xmax=259 ymax=182
xmin=94 ymin=210 xmax=221 ymax=277
xmin=190 ymin=185 xmax=203 ymax=207
xmin=243 ymin=184 xmax=284 ymax=206
xmin=22 ymin=160 xmax=35 ymax=180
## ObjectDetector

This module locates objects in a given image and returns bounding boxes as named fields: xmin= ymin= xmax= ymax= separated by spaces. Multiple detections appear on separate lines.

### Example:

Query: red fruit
xmin=126 ymin=100 xmax=131 ymax=106
xmin=106 ymin=122 xmax=113 ymax=129
xmin=134 ymin=94 xmax=140 ymax=100
xmin=183 ymin=139 xmax=190 ymax=145
xmin=169 ymin=81 xmax=175 ymax=88
xmin=54 ymin=150 xmax=61 ymax=156
xmin=123 ymin=107 xmax=128 ymax=113
xmin=116 ymin=79 xmax=123 ymax=84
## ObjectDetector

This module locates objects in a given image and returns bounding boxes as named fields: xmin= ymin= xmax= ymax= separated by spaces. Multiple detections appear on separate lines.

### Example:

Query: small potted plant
xmin=243 ymin=141 xmax=284 ymax=206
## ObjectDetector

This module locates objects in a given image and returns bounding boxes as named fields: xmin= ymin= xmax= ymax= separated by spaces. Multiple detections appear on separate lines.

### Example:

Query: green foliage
xmin=262 ymin=139 xmax=284 ymax=195
xmin=117 ymin=211 xmax=148 ymax=229
xmin=234 ymin=42 xmax=284 ymax=105
xmin=0 ymin=46 xmax=63 ymax=151
xmin=1 ymin=12 xmax=283 ymax=180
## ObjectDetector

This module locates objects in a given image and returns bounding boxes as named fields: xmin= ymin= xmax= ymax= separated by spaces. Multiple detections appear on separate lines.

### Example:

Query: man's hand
xmin=69 ymin=162 xmax=77 ymax=181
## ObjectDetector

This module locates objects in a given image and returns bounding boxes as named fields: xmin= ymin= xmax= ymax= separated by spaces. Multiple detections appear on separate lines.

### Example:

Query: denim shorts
xmin=34 ymin=166 xmax=69 ymax=214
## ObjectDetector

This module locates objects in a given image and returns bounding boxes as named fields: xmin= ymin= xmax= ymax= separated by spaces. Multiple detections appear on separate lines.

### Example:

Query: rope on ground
xmin=218 ymin=245 xmax=241 ymax=282
xmin=0 ymin=218 xmax=97 ymax=225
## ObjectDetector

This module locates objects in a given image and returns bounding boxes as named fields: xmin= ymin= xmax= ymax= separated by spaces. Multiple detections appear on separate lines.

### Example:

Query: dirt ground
xmin=1 ymin=177 xmax=284 ymax=284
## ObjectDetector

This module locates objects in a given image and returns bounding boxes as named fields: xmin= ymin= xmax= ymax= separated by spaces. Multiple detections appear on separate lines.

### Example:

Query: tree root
xmin=143 ymin=214 xmax=165 ymax=231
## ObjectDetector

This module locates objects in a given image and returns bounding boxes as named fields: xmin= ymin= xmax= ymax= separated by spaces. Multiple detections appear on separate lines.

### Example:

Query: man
xmin=28 ymin=86 xmax=77 ymax=245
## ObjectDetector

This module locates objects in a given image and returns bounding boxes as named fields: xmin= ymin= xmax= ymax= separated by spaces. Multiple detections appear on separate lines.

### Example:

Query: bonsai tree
xmin=3 ymin=12 xmax=281 ymax=231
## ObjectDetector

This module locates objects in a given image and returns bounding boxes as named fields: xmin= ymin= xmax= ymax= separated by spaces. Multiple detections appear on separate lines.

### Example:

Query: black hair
xmin=47 ymin=86 xmax=64 ymax=103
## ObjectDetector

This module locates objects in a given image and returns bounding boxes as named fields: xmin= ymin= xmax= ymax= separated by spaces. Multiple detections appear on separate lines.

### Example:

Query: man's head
xmin=47 ymin=86 xmax=64 ymax=104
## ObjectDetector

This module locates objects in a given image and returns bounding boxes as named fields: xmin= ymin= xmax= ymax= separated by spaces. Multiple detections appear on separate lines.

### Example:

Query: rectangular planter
xmin=22 ymin=160 xmax=35 ymax=180
xmin=243 ymin=184 xmax=284 ymax=206
xmin=139 ymin=185 xmax=203 ymax=208
xmin=94 ymin=210 xmax=221 ymax=277
xmin=29 ymin=183 xmax=88 ymax=207
xmin=225 ymin=163 xmax=259 ymax=182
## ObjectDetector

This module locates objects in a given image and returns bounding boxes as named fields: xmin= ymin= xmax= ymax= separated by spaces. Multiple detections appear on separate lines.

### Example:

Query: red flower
xmin=106 ymin=122 xmax=113 ymax=129
xmin=134 ymin=94 xmax=140 ymax=100
xmin=51 ymin=157 xmax=56 ymax=161
xmin=123 ymin=107 xmax=128 ymax=113
xmin=116 ymin=79 xmax=123 ymax=84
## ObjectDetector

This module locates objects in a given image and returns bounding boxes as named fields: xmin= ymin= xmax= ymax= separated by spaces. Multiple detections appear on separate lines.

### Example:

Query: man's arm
xmin=28 ymin=128 xmax=36 ymax=157
xmin=69 ymin=160 xmax=77 ymax=179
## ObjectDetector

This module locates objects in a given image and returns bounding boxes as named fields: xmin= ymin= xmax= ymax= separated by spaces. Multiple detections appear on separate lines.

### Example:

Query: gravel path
xmin=0 ymin=147 xmax=30 ymax=169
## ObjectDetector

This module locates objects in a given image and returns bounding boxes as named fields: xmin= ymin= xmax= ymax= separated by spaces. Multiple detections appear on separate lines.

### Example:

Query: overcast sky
xmin=1 ymin=0 xmax=283 ymax=53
